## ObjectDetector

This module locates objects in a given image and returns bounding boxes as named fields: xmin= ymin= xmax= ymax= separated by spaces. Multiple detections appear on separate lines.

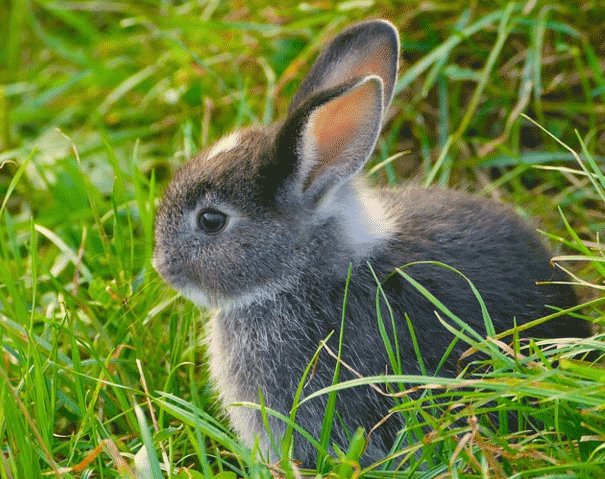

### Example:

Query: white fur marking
xmin=207 ymin=132 xmax=240 ymax=159
xmin=179 ymin=280 xmax=285 ymax=311
xmin=179 ymin=284 xmax=214 ymax=308
xmin=319 ymin=180 xmax=395 ymax=257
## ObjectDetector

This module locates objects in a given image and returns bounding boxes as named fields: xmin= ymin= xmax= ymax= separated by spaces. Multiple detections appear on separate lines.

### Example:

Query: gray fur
xmin=153 ymin=20 xmax=590 ymax=466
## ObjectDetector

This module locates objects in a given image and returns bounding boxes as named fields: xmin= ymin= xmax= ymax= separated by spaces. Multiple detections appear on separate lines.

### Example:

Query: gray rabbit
xmin=153 ymin=19 xmax=591 ymax=466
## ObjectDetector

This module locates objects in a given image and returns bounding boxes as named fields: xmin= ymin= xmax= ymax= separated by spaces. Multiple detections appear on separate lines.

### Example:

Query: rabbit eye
xmin=197 ymin=209 xmax=228 ymax=235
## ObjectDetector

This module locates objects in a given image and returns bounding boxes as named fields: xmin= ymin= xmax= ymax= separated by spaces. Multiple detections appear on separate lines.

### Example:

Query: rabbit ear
xmin=288 ymin=19 xmax=399 ymax=119
xmin=275 ymin=75 xmax=384 ymax=204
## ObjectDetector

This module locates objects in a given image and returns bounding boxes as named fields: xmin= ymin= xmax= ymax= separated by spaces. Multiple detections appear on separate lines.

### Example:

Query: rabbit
xmin=153 ymin=19 xmax=591 ymax=467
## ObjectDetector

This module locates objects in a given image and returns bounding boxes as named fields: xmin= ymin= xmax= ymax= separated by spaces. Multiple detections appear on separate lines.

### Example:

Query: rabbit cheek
xmin=172 ymin=219 xmax=297 ymax=309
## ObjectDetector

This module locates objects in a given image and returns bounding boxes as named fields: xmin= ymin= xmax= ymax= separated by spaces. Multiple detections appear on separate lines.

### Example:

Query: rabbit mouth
xmin=152 ymin=256 xmax=219 ymax=308
xmin=152 ymin=245 xmax=291 ymax=310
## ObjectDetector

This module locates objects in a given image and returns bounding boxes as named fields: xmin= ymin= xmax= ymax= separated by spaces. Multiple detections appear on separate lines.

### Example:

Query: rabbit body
xmin=154 ymin=20 xmax=590 ymax=466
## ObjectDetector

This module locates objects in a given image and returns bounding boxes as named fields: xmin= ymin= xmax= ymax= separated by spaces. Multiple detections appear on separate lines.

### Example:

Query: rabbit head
xmin=153 ymin=20 xmax=400 ymax=309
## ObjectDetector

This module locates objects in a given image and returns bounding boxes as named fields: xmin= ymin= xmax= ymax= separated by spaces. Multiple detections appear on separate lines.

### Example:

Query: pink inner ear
xmin=321 ymin=39 xmax=393 ymax=97
xmin=304 ymin=79 xmax=382 ymax=189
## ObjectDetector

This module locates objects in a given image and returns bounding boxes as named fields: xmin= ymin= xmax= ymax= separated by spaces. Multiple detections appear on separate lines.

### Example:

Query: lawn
xmin=1 ymin=1 xmax=604 ymax=477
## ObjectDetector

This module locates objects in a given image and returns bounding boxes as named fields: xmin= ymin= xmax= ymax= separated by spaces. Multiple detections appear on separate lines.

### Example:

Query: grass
xmin=1 ymin=0 xmax=604 ymax=477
